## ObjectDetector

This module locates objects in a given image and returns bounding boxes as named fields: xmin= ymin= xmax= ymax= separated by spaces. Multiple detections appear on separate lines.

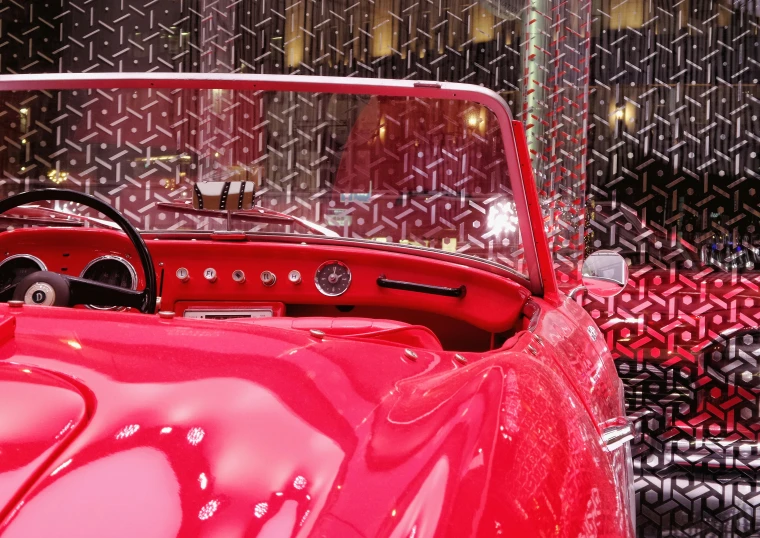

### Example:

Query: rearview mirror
xmin=582 ymin=250 xmax=628 ymax=298
xmin=193 ymin=181 xmax=255 ymax=211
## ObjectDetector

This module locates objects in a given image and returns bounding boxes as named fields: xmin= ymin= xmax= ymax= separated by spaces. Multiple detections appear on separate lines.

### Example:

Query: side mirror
xmin=582 ymin=250 xmax=629 ymax=298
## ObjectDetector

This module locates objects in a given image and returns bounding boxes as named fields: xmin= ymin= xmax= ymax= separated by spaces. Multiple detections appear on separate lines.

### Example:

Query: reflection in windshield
xmin=0 ymin=87 xmax=525 ymax=276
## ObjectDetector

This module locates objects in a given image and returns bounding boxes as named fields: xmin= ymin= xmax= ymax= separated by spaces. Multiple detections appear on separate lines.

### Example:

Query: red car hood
xmin=0 ymin=305 xmax=510 ymax=538
xmin=0 ymin=361 xmax=87 ymax=514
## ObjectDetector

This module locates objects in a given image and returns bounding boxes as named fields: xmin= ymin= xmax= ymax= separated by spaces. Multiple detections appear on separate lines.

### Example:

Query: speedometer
xmin=80 ymin=256 xmax=137 ymax=310
xmin=0 ymin=255 xmax=46 ymax=290
xmin=315 ymin=260 xmax=351 ymax=297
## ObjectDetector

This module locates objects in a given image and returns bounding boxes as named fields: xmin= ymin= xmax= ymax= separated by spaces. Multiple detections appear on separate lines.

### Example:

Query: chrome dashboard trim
xmin=79 ymin=255 xmax=138 ymax=311
xmin=314 ymin=260 xmax=352 ymax=297
xmin=0 ymin=254 xmax=47 ymax=273
xmin=183 ymin=308 xmax=274 ymax=319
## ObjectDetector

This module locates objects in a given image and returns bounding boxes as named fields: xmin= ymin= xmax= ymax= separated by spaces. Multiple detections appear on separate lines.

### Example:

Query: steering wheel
xmin=0 ymin=189 xmax=157 ymax=313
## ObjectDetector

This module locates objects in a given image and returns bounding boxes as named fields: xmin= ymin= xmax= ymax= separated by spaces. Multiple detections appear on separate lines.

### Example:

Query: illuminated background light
xmin=487 ymin=201 xmax=519 ymax=235
xmin=47 ymin=170 xmax=69 ymax=184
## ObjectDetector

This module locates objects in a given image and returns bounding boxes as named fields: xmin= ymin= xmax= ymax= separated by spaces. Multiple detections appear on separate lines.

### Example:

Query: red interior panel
xmin=0 ymin=228 xmax=530 ymax=338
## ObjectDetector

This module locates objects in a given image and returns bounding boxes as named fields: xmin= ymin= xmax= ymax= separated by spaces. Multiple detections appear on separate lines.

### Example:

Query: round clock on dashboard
xmin=315 ymin=260 xmax=351 ymax=297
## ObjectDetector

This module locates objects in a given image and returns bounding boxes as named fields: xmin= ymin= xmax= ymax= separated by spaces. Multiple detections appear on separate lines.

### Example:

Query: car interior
xmin=0 ymin=224 xmax=532 ymax=352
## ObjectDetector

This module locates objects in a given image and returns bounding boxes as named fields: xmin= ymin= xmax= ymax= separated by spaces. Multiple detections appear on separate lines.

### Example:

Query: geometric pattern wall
xmin=586 ymin=0 xmax=760 ymax=536
xmin=1 ymin=0 xmax=759 ymax=535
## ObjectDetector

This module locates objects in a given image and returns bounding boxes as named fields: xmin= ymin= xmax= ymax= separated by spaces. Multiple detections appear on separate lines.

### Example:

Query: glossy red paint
xmin=512 ymin=120 xmax=560 ymax=303
xmin=0 ymin=357 xmax=88 ymax=516
xmin=0 ymin=302 xmax=630 ymax=537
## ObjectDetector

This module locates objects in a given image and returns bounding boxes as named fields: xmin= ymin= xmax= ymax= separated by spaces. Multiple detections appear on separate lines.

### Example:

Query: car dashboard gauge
xmin=0 ymin=255 xmax=47 ymax=290
xmin=315 ymin=260 xmax=351 ymax=297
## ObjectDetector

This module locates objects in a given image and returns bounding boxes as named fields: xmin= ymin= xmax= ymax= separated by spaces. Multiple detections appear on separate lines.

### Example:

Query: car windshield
xmin=0 ymin=80 xmax=527 ymax=277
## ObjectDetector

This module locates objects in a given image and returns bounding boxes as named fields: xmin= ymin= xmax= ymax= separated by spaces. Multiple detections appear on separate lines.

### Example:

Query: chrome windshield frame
xmin=0 ymin=73 xmax=545 ymax=295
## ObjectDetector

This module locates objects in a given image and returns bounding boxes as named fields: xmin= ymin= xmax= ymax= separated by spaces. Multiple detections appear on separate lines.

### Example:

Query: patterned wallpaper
xmin=587 ymin=1 xmax=760 ymax=536
xmin=1 ymin=0 xmax=760 ymax=535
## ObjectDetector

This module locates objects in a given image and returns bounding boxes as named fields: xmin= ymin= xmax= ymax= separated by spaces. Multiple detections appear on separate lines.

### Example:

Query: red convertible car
xmin=0 ymin=74 xmax=633 ymax=537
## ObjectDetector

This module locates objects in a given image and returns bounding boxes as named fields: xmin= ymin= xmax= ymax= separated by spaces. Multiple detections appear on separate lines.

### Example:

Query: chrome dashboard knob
xmin=288 ymin=270 xmax=301 ymax=284
xmin=260 ymin=271 xmax=276 ymax=287
xmin=232 ymin=270 xmax=246 ymax=283
xmin=176 ymin=267 xmax=190 ymax=282
xmin=203 ymin=268 xmax=217 ymax=283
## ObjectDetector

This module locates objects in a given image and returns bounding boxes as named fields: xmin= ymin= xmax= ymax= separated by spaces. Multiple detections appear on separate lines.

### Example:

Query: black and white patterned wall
xmin=587 ymin=1 xmax=760 ymax=536
xmin=2 ymin=0 xmax=760 ymax=535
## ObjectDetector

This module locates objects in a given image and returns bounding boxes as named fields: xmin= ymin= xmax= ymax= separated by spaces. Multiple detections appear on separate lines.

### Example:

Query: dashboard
xmin=0 ymin=228 xmax=531 ymax=336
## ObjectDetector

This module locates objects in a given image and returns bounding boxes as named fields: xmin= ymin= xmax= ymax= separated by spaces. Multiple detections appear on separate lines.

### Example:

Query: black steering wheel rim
xmin=0 ymin=188 xmax=157 ymax=313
